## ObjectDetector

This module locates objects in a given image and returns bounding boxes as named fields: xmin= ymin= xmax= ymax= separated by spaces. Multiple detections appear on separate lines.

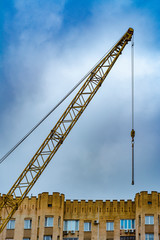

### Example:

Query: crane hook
xmin=131 ymin=129 xmax=135 ymax=185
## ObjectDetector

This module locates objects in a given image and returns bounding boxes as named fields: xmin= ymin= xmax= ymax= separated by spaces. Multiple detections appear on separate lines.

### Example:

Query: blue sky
xmin=1 ymin=0 xmax=160 ymax=201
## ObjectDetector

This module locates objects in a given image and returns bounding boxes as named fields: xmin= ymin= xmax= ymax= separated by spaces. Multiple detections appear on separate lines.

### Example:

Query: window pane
xmin=106 ymin=222 xmax=110 ymax=231
xmin=24 ymin=219 xmax=32 ymax=229
xmin=71 ymin=221 xmax=75 ymax=231
xmin=63 ymin=220 xmax=79 ymax=231
xmin=84 ymin=222 xmax=91 ymax=231
xmin=125 ymin=220 xmax=127 ymax=229
xmin=68 ymin=221 xmax=72 ymax=231
xmin=7 ymin=220 xmax=15 ymax=229
xmin=64 ymin=221 xmax=67 ymax=231
xmin=44 ymin=236 xmax=52 ymax=240
xmin=120 ymin=219 xmax=135 ymax=230
xmin=120 ymin=220 xmax=124 ymax=229
xmin=150 ymin=216 xmax=154 ymax=224
xmin=145 ymin=216 xmax=154 ymax=225
xmin=84 ymin=222 xmax=87 ymax=231
xmin=111 ymin=222 xmax=114 ymax=230
xmin=128 ymin=220 xmax=131 ymax=229
xmin=132 ymin=219 xmax=135 ymax=229
xmin=75 ymin=221 xmax=79 ymax=231
xmin=107 ymin=222 xmax=114 ymax=231
xmin=145 ymin=233 xmax=154 ymax=240
xmin=45 ymin=217 xmax=53 ymax=227
xmin=63 ymin=239 xmax=78 ymax=240
xmin=145 ymin=216 xmax=149 ymax=224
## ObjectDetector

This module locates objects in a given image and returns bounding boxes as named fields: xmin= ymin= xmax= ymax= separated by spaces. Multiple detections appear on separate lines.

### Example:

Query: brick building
xmin=0 ymin=191 xmax=160 ymax=240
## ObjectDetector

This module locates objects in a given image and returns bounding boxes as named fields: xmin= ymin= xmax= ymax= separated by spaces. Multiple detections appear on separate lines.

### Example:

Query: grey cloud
xmin=1 ymin=1 xmax=160 ymax=201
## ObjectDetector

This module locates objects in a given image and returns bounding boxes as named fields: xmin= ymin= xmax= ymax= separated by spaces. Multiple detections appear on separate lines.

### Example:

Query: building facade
xmin=0 ymin=191 xmax=160 ymax=240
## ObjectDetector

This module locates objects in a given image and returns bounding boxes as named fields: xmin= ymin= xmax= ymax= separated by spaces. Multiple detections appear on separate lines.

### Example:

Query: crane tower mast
xmin=0 ymin=28 xmax=134 ymax=233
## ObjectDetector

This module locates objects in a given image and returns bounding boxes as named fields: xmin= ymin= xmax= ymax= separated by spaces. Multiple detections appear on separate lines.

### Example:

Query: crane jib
xmin=0 ymin=28 xmax=134 ymax=233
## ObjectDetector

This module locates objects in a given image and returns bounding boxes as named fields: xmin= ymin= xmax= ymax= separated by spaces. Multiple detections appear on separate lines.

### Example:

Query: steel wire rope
xmin=132 ymin=34 xmax=134 ymax=130
xmin=0 ymin=35 xmax=123 ymax=165
xmin=131 ymin=33 xmax=135 ymax=185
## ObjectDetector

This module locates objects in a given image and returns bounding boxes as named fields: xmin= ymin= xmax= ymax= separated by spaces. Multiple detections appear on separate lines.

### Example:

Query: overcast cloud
xmin=1 ymin=0 xmax=160 ymax=201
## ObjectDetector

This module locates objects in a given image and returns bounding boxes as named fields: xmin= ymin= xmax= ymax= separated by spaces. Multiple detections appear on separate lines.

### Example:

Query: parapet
xmin=64 ymin=198 xmax=135 ymax=218
xmin=135 ymin=191 xmax=159 ymax=208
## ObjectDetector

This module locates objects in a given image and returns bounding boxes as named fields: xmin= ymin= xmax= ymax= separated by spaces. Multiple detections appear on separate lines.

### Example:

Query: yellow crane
xmin=0 ymin=28 xmax=134 ymax=233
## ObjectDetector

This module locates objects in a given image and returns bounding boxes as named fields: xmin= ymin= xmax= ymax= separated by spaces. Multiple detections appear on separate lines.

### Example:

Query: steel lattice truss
xmin=0 ymin=28 xmax=133 ymax=233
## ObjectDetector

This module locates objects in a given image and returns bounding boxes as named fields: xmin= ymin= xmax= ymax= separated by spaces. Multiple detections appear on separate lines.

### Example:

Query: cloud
xmin=1 ymin=0 xmax=160 ymax=201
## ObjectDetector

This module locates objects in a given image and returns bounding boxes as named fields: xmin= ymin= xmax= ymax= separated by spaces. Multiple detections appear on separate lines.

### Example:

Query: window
xmin=63 ymin=239 xmax=78 ymax=240
xmin=145 ymin=233 xmax=154 ymax=240
xmin=23 ymin=238 xmax=30 ymax=240
xmin=63 ymin=220 xmax=79 ymax=231
xmin=7 ymin=219 xmax=15 ymax=229
xmin=120 ymin=237 xmax=135 ymax=240
xmin=44 ymin=236 xmax=52 ymax=240
xmin=145 ymin=215 xmax=154 ymax=225
xmin=45 ymin=217 xmax=54 ymax=227
xmin=120 ymin=219 xmax=135 ymax=230
xmin=24 ymin=219 xmax=32 ymax=229
xmin=106 ymin=222 xmax=114 ymax=231
xmin=84 ymin=222 xmax=91 ymax=231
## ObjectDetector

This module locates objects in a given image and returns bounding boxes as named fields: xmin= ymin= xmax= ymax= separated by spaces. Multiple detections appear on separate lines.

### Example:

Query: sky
xmin=0 ymin=0 xmax=160 ymax=202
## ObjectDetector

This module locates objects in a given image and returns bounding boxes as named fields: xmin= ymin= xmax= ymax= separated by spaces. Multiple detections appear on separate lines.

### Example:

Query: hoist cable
xmin=0 ymin=39 xmax=121 ymax=165
xmin=132 ymin=34 xmax=134 ymax=130
xmin=131 ymin=33 xmax=135 ymax=185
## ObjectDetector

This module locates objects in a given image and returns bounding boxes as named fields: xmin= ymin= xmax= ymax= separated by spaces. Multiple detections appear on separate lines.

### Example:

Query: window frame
xmin=120 ymin=219 xmax=135 ymax=230
xmin=84 ymin=222 xmax=91 ymax=232
xmin=145 ymin=233 xmax=154 ymax=240
xmin=45 ymin=216 xmax=54 ymax=227
xmin=106 ymin=221 xmax=114 ymax=231
xmin=145 ymin=215 xmax=154 ymax=225
xmin=7 ymin=219 xmax=15 ymax=230
xmin=63 ymin=220 xmax=79 ymax=231
xmin=43 ymin=236 xmax=52 ymax=240
xmin=24 ymin=219 xmax=32 ymax=229
xmin=63 ymin=238 xmax=78 ymax=240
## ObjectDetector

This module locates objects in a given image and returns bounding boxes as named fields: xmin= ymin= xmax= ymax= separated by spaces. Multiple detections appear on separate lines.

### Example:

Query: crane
xmin=0 ymin=28 xmax=134 ymax=233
